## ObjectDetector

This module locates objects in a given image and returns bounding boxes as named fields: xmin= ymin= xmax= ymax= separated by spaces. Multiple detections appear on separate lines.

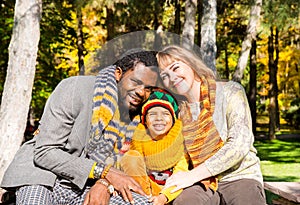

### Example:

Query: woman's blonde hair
xmin=156 ymin=45 xmax=216 ymax=79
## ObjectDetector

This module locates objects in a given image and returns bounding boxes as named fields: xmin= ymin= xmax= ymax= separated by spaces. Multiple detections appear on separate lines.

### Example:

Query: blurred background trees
xmin=1 ymin=0 xmax=299 ymax=197
xmin=0 ymin=0 xmax=299 ymax=140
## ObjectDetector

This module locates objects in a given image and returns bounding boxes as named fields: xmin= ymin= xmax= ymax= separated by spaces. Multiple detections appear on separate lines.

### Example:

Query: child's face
xmin=145 ymin=106 xmax=173 ymax=139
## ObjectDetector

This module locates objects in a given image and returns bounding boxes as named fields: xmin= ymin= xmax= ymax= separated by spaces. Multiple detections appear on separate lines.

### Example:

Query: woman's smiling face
xmin=159 ymin=60 xmax=196 ymax=97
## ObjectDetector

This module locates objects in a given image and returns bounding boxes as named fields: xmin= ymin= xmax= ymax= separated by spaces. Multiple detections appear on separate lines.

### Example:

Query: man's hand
xmin=105 ymin=167 xmax=146 ymax=204
xmin=83 ymin=183 xmax=110 ymax=205
xmin=148 ymin=194 xmax=168 ymax=205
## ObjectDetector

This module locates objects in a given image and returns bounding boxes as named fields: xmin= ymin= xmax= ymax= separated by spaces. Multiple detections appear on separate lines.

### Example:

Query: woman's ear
xmin=115 ymin=67 xmax=123 ymax=82
xmin=194 ymin=71 xmax=201 ymax=82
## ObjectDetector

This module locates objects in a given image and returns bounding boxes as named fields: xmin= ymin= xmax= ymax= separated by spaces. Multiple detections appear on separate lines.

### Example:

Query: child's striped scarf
xmin=180 ymin=76 xmax=224 ymax=191
xmin=86 ymin=65 xmax=140 ymax=167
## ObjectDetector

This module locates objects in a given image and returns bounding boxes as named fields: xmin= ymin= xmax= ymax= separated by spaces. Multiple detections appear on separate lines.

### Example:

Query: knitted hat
xmin=141 ymin=88 xmax=179 ymax=125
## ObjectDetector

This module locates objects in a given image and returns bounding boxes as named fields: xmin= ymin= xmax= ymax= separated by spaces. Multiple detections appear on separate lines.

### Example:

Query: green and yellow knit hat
xmin=141 ymin=88 xmax=179 ymax=125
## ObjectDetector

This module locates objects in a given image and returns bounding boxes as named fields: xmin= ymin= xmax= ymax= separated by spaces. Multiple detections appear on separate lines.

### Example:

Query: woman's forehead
xmin=158 ymin=55 xmax=177 ymax=68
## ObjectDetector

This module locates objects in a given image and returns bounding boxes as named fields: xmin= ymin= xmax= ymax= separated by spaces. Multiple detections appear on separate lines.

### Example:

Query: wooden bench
xmin=264 ymin=182 xmax=300 ymax=204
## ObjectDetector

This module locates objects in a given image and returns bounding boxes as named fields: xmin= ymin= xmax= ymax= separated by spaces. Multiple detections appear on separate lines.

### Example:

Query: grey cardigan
xmin=1 ymin=76 xmax=97 ymax=190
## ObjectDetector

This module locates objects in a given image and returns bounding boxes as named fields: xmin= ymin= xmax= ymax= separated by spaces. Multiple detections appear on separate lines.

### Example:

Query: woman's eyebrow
xmin=165 ymin=62 xmax=177 ymax=70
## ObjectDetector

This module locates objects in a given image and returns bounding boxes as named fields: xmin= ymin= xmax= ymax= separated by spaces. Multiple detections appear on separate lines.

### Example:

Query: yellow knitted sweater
xmin=131 ymin=119 xmax=185 ymax=171
xmin=131 ymin=119 xmax=189 ymax=202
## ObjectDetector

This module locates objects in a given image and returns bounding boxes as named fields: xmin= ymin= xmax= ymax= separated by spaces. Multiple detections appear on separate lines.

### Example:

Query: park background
xmin=0 ymin=0 xmax=299 ymax=204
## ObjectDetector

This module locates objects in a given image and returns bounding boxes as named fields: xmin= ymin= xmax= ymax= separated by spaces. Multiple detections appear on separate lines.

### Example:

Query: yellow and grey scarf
xmin=86 ymin=66 xmax=140 ymax=166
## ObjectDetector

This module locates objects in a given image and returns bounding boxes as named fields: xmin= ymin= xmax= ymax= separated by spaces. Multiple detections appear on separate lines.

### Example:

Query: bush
xmin=282 ymin=98 xmax=300 ymax=129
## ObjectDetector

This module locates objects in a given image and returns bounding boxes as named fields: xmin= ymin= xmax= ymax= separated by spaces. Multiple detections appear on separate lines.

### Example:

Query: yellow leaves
xmin=255 ymin=29 xmax=300 ymax=102
xmin=82 ymin=8 xmax=106 ymax=52
xmin=228 ymin=57 xmax=237 ymax=68
xmin=277 ymin=45 xmax=300 ymax=96
xmin=52 ymin=5 xmax=107 ymax=76
xmin=162 ymin=2 xmax=175 ymax=28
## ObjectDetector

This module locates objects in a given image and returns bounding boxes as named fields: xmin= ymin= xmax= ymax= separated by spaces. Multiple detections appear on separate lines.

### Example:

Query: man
xmin=1 ymin=50 xmax=159 ymax=205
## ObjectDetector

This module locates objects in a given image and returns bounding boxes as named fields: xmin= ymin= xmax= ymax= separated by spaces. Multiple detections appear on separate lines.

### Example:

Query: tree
xmin=249 ymin=40 xmax=257 ymax=135
xmin=0 ymin=0 xmax=15 ymax=102
xmin=0 ymin=0 xmax=42 ymax=183
xmin=260 ymin=0 xmax=299 ymax=139
xmin=174 ymin=0 xmax=181 ymax=34
xmin=232 ymin=0 xmax=262 ymax=82
xmin=200 ymin=0 xmax=217 ymax=72
xmin=76 ymin=5 xmax=85 ymax=75
xmin=268 ymin=27 xmax=279 ymax=139
xmin=182 ymin=0 xmax=197 ymax=48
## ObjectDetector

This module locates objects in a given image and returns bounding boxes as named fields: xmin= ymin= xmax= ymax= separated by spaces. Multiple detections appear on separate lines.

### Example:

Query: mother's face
xmin=159 ymin=60 xmax=196 ymax=96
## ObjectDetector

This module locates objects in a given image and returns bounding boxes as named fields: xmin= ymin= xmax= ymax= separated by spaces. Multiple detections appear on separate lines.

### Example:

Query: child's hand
xmin=148 ymin=194 xmax=168 ymax=205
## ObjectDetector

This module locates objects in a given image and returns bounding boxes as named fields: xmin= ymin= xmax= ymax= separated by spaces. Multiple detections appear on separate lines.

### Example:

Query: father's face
xmin=117 ymin=62 xmax=158 ymax=115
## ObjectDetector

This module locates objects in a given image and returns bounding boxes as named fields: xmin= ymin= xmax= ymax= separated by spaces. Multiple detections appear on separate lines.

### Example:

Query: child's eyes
xmin=148 ymin=112 xmax=171 ymax=117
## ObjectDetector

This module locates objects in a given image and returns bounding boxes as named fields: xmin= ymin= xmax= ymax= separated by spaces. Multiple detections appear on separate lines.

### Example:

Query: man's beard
xmin=119 ymin=102 xmax=142 ymax=123
xmin=128 ymin=105 xmax=142 ymax=121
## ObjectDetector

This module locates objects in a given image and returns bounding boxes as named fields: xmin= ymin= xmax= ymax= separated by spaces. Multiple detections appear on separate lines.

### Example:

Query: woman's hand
xmin=148 ymin=194 xmax=167 ymax=205
xmin=163 ymin=171 xmax=196 ymax=193
xmin=105 ymin=167 xmax=146 ymax=204
xmin=83 ymin=183 xmax=110 ymax=205
xmin=163 ymin=164 xmax=212 ymax=193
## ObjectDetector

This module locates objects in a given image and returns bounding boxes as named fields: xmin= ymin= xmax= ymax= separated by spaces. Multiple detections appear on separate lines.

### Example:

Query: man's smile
xmin=128 ymin=93 xmax=142 ymax=106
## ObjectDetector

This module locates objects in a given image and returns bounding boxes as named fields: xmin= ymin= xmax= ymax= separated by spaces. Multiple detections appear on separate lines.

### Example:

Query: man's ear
xmin=115 ymin=67 xmax=123 ymax=82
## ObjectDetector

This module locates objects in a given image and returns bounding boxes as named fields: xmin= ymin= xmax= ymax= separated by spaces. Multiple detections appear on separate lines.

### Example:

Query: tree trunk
xmin=232 ymin=0 xmax=262 ymax=82
xmin=153 ymin=0 xmax=163 ymax=30
xmin=225 ymin=43 xmax=229 ymax=79
xmin=200 ymin=0 xmax=217 ymax=72
xmin=249 ymin=40 xmax=257 ymax=135
xmin=77 ymin=7 xmax=85 ymax=75
xmin=174 ymin=0 xmax=181 ymax=34
xmin=197 ymin=0 xmax=202 ymax=46
xmin=224 ymin=18 xmax=229 ymax=79
xmin=0 ymin=0 xmax=42 ymax=184
xmin=106 ymin=6 xmax=114 ymax=41
xmin=182 ymin=0 xmax=197 ymax=49
xmin=268 ymin=27 xmax=277 ymax=140
xmin=274 ymin=28 xmax=280 ymax=130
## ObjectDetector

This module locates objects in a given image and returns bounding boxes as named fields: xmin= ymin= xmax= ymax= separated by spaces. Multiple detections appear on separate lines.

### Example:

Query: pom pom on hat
xmin=141 ymin=88 xmax=179 ymax=124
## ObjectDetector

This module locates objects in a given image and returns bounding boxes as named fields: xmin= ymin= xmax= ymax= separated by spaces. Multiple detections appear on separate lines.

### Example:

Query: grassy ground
xmin=254 ymin=138 xmax=300 ymax=182
xmin=254 ymin=133 xmax=300 ymax=204
xmin=255 ymin=114 xmax=300 ymax=181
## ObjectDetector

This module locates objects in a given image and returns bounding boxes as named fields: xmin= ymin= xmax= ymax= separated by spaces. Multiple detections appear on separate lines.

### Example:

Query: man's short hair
xmin=113 ymin=50 xmax=158 ymax=73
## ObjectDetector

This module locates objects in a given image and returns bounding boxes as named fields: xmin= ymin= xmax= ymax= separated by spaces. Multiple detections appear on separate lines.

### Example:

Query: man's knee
xmin=16 ymin=185 xmax=52 ymax=205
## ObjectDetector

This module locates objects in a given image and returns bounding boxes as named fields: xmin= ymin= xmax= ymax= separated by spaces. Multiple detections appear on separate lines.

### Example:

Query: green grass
xmin=254 ymin=138 xmax=300 ymax=182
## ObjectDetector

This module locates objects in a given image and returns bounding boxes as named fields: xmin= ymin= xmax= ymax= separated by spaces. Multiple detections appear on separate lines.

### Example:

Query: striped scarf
xmin=86 ymin=66 xmax=140 ymax=167
xmin=180 ymin=76 xmax=223 ymax=191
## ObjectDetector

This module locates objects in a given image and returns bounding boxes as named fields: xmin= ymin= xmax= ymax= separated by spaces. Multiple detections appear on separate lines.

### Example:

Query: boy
xmin=121 ymin=88 xmax=189 ymax=205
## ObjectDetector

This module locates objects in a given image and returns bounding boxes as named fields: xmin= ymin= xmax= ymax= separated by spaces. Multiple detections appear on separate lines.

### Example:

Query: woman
xmin=156 ymin=45 xmax=265 ymax=205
